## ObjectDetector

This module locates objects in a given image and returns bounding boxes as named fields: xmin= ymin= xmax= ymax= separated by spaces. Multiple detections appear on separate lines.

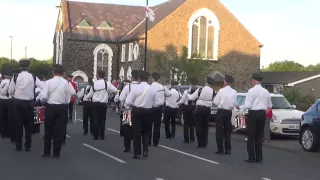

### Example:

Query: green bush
xmin=283 ymin=87 xmax=315 ymax=111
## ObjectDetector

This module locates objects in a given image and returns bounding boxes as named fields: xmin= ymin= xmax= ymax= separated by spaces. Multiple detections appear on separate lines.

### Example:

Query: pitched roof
xmin=260 ymin=71 xmax=320 ymax=84
xmin=65 ymin=0 xmax=186 ymax=42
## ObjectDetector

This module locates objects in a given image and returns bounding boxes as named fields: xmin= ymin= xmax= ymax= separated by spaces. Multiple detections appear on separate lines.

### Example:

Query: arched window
xmin=188 ymin=8 xmax=220 ymax=60
xmin=127 ymin=66 xmax=132 ymax=81
xmin=96 ymin=49 xmax=109 ymax=77
xmin=119 ymin=67 xmax=125 ymax=81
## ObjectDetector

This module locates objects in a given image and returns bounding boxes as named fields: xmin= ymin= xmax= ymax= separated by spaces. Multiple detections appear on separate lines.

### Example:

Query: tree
xmin=262 ymin=60 xmax=305 ymax=71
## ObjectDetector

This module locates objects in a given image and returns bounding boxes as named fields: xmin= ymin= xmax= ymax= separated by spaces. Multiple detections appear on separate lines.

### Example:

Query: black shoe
xmin=132 ymin=154 xmax=140 ymax=159
xmin=93 ymin=137 xmax=99 ymax=140
xmin=15 ymin=148 xmax=22 ymax=152
xmin=215 ymin=150 xmax=224 ymax=155
xmin=123 ymin=149 xmax=131 ymax=153
xmin=153 ymin=143 xmax=158 ymax=147
xmin=183 ymin=140 xmax=190 ymax=144
xmin=83 ymin=132 xmax=88 ymax=135
xmin=256 ymin=159 xmax=262 ymax=163
xmin=143 ymin=151 xmax=148 ymax=158
xmin=42 ymin=154 xmax=50 ymax=158
xmin=165 ymin=136 xmax=171 ymax=139
xmin=190 ymin=139 xmax=195 ymax=143
xmin=25 ymin=148 xmax=31 ymax=152
xmin=100 ymin=137 xmax=104 ymax=140
xmin=225 ymin=150 xmax=231 ymax=155
xmin=171 ymin=134 xmax=175 ymax=138
xmin=244 ymin=158 xmax=256 ymax=163
xmin=52 ymin=155 xmax=60 ymax=159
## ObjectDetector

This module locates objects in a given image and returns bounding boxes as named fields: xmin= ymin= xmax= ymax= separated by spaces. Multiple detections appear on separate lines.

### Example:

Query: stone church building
xmin=53 ymin=0 xmax=262 ymax=90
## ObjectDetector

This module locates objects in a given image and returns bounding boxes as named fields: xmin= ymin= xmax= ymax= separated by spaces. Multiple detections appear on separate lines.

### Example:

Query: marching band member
xmin=86 ymin=71 xmax=117 ymax=140
xmin=125 ymin=71 xmax=156 ymax=159
xmin=39 ymin=64 xmax=76 ymax=158
xmin=114 ymin=80 xmax=130 ymax=137
xmin=32 ymin=87 xmax=42 ymax=134
xmin=118 ymin=70 xmax=140 ymax=137
xmin=213 ymin=75 xmax=237 ymax=155
xmin=177 ymin=77 xmax=198 ymax=143
xmin=77 ymin=78 xmax=93 ymax=135
xmin=237 ymin=73 xmax=272 ymax=163
xmin=0 ymin=67 xmax=12 ymax=139
xmin=8 ymin=59 xmax=44 ymax=152
xmin=163 ymin=81 xmax=181 ymax=139
xmin=117 ymin=70 xmax=140 ymax=152
xmin=187 ymin=76 xmax=216 ymax=148
xmin=149 ymin=72 xmax=170 ymax=146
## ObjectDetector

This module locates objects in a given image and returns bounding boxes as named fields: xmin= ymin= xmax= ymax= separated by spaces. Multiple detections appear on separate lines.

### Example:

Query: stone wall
xmin=63 ymin=40 xmax=120 ymax=81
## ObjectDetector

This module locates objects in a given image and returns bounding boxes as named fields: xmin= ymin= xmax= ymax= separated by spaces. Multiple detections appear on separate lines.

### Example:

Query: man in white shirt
xmin=8 ymin=59 xmax=44 ymax=152
xmin=39 ymin=64 xmax=76 ymax=158
xmin=213 ymin=75 xmax=237 ymax=155
xmin=177 ymin=77 xmax=198 ymax=143
xmin=163 ymin=81 xmax=181 ymax=138
xmin=237 ymin=73 xmax=272 ymax=163
xmin=77 ymin=78 xmax=93 ymax=135
xmin=125 ymin=71 xmax=156 ymax=159
xmin=149 ymin=72 xmax=170 ymax=146
xmin=116 ymin=70 xmax=140 ymax=152
xmin=0 ymin=68 xmax=12 ymax=139
xmin=187 ymin=76 xmax=216 ymax=148
xmin=86 ymin=71 xmax=117 ymax=140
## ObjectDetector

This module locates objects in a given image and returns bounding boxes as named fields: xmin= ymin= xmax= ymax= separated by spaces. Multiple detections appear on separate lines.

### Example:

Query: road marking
xmin=107 ymin=128 xmax=219 ymax=164
xmin=66 ymin=134 xmax=71 ymax=138
xmin=156 ymin=178 xmax=164 ymax=180
xmin=82 ymin=143 xmax=126 ymax=164
xmin=108 ymin=128 xmax=120 ymax=133
xmin=261 ymin=178 xmax=272 ymax=180
xmin=159 ymin=145 xmax=219 ymax=164
xmin=77 ymin=119 xmax=83 ymax=122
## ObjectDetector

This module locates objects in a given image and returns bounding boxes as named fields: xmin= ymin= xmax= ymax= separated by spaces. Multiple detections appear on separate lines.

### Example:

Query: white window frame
xmin=187 ymin=8 xmax=220 ymax=61
xmin=128 ymin=43 xmax=133 ymax=62
xmin=133 ymin=43 xmax=139 ymax=60
xmin=127 ymin=66 xmax=132 ymax=80
xmin=121 ymin=44 xmax=126 ymax=62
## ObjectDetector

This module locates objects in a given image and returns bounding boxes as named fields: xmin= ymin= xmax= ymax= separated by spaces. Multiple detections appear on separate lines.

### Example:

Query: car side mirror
xmin=292 ymin=105 xmax=296 ymax=109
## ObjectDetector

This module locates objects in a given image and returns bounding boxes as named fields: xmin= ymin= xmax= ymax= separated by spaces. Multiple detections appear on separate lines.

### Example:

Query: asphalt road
xmin=0 ymin=108 xmax=319 ymax=180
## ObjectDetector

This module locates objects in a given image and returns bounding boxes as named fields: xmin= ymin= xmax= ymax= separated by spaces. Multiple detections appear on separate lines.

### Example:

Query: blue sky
xmin=0 ymin=0 xmax=319 ymax=67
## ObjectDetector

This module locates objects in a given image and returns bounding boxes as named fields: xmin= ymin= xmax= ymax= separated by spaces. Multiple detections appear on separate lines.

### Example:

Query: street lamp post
xmin=9 ymin=36 xmax=12 ymax=64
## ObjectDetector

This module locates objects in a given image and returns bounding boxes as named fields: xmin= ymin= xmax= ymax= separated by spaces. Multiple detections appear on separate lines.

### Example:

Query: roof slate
xmin=65 ymin=0 xmax=186 ymax=42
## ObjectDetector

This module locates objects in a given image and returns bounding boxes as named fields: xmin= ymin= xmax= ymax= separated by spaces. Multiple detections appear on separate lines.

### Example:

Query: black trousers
xmin=68 ymin=102 xmax=73 ymax=120
xmin=163 ymin=106 xmax=178 ymax=138
xmin=123 ymin=124 xmax=133 ymax=150
xmin=183 ymin=105 xmax=195 ymax=142
xmin=120 ymin=113 xmax=124 ymax=137
xmin=195 ymin=106 xmax=210 ymax=147
xmin=0 ymin=99 xmax=10 ymax=138
xmin=82 ymin=101 xmax=93 ymax=135
xmin=7 ymin=99 xmax=15 ymax=142
xmin=14 ymin=99 xmax=34 ymax=150
xmin=149 ymin=106 xmax=163 ymax=145
xmin=131 ymin=107 xmax=152 ymax=155
xmin=43 ymin=104 xmax=68 ymax=156
xmin=247 ymin=110 xmax=266 ymax=161
xmin=91 ymin=102 xmax=107 ymax=139
xmin=215 ymin=109 xmax=233 ymax=151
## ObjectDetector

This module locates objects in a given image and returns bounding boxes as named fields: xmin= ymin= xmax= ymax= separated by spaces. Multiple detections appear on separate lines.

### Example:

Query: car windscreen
xmin=236 ymin=95 xmax=246 ymax=106
xmin=271 ymin=97 xmax=292 ymax=109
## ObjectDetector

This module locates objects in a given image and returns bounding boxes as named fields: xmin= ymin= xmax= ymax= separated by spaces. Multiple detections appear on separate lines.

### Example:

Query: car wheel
xmin=300 ymin=127 xmax=319 ymax=152
xmin=180 ymin=114 xmax=184 ymax=125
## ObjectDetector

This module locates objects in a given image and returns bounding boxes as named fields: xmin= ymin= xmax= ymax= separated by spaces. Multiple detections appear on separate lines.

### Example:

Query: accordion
xmin=122 ymin=109 xmax=132 ymax=126
xmin=34 ymin=106 xmax=45 ymax=124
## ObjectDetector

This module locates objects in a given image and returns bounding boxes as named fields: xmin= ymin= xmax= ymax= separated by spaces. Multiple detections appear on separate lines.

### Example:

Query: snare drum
xmin=122 ymin=109 xmax=132 ymax=126
xmin=34 ymin=106 xmax=45 ymax=124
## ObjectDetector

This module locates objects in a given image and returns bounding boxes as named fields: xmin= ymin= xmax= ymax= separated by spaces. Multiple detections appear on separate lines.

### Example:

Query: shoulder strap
xmin=212 ymin=90 xmax=216 ymax=100
xmin=197 ymin=88 xmax=203 ymax=98
xmin=13 ymin=74 xmax=19 ymax=84
xmin=129 ymin=84 xmax=131 ymax=92
xmin=92 ymin=83 xmax=95 ymax=92
xmin=105 ymin=81 xmax=108 ymax=91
